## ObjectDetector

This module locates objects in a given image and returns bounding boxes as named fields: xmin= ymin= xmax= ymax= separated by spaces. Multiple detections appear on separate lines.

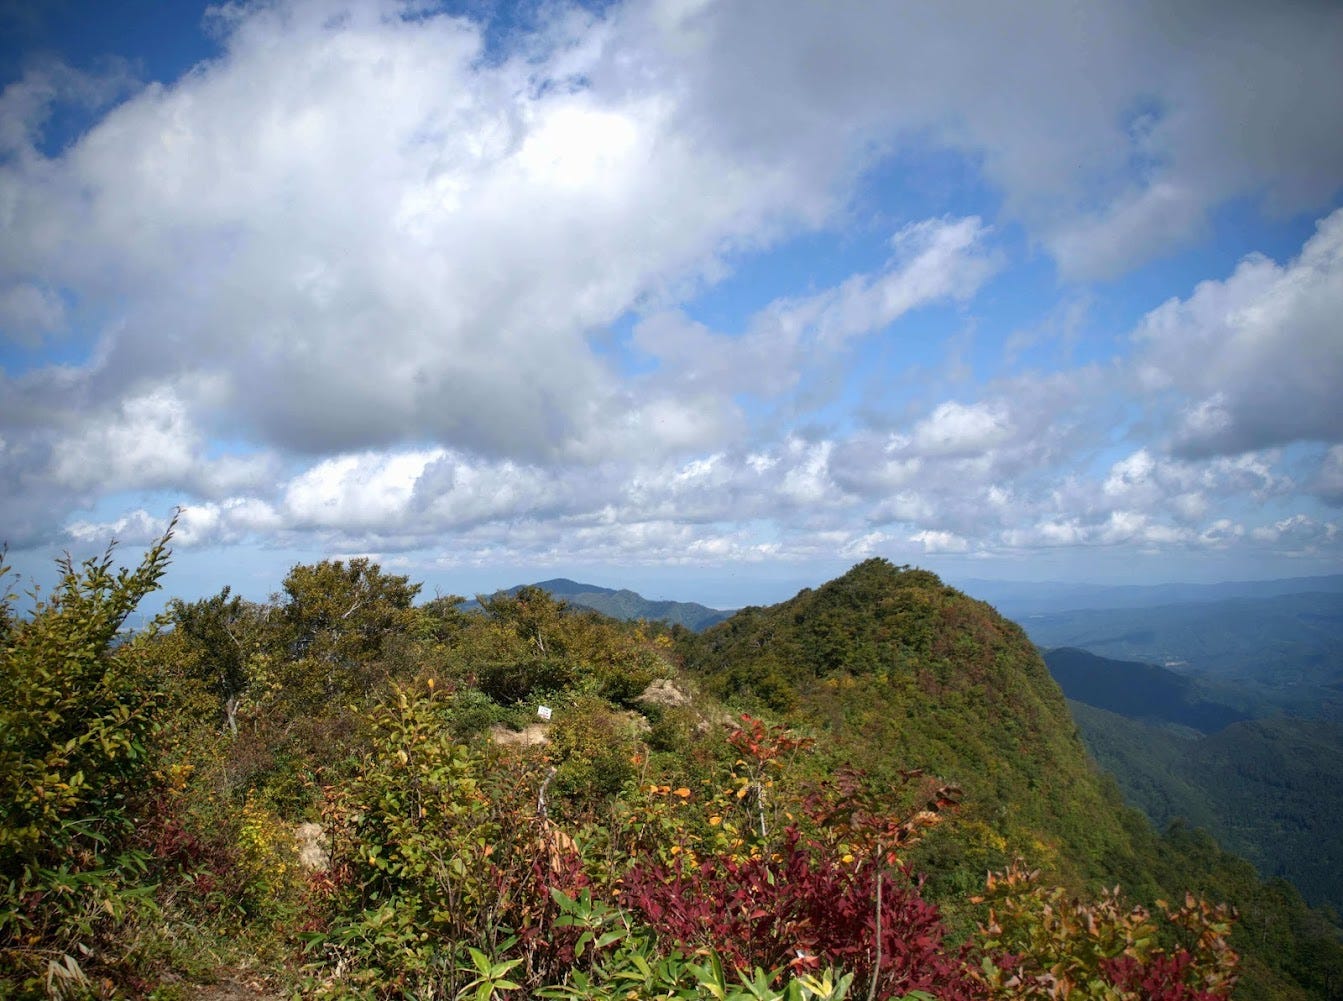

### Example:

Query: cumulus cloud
xmin=830 ymin=368 xmax=1106 ymax=515
xmin=651 ymin=0 xmax=1343 ymax=278
xmin=1101 ymin=449 xmax=1289 ymax=520
xmin=909 ymin=401 xmax=1013 ymax=459
xmin=631 ymin=215 xmax=996 ymax=402
xmin=1250 ymin=515 xmax=1340 ymax=554
xmin=1 ymin=0 xmax=794 ymax=467
xmin=2 ymin=0 xmax=1341 ymax=581
xmin=45 ymin=380 xmax=279 ymax=497
xmin=1134 ymin=208 xmax=1343 ymax=457
xmin=911 ymin=529 xmax=970 ymax=554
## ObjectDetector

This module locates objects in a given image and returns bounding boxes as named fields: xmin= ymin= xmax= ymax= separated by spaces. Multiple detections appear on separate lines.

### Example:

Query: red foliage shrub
xmin=619 ymin=827 xmax=983 ymax=999
xmin=1102 ymin=953 xmax=1223 ymax=1001
xmin=131 ymin=794 xmax=237 ymax=910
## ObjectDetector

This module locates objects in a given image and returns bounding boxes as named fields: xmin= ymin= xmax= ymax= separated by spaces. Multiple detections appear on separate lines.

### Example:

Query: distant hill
xmin=1016 ymin=591 xmax=1343 ymax=719
xmin=1043 ymin=647 xmax=1249 ymax=733
xmin=480 ymin=578 xmax=734 ymax=631
xmin=962 ymin=573 xmax=1343 ymax=618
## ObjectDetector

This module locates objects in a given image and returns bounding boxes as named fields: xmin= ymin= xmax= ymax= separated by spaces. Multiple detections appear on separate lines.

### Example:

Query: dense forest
xmin=3 ymin=532 xmax=1341 ymax=999
xmin=1068 ymin=700 xmax=1343 ymax=915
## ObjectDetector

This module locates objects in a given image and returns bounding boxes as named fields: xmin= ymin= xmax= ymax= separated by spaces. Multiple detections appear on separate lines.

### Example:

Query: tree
xmin=278 ymin=557 xmax=421 ymax=702
xmin=166 ymin=586 xmax=269 ymax=735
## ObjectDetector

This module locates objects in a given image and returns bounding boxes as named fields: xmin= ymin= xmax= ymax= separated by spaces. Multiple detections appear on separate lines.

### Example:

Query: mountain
xmin=1043 ymin=647 xmax=1249 ymax=733
xmin=1017 ymin=591 xmax=1343 ymax=719
xmin=482 ymin=577 xmax=734 ymax=631
xmin=676 ymin=559 xmax=1343 ymax=996
xmin=678 ymin=561 xmax=1188 ymax=890
xmin=1070 ymin=703 xmax=1343 ymax=916
xmin=961 ymin=574 xmax=1343 ymax=619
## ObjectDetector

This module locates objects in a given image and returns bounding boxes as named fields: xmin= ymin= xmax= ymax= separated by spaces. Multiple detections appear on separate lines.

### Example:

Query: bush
xmin=0 ymin=527 xmax=173 ymax=992
xmin=619 ymin=828 xmax=981 ymax=1000
xmin=549 ymin=697 xmax=640 ymax=810
xmin=477 ymin=656 xmax=577 ymax=705
xmin=971 ymin=861 xmax=1240 ymax=1000
xmin=309 ymin=687 xmax=503 ymax=998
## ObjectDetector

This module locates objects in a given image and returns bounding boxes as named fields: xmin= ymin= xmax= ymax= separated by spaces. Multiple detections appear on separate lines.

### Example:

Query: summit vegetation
xmin=2 ymin=533 xmax=1341 ymax=1000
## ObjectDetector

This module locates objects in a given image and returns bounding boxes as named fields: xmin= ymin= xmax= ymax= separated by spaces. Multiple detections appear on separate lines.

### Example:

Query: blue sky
xmin=1 ymin=0 xmax=1341 ymax=610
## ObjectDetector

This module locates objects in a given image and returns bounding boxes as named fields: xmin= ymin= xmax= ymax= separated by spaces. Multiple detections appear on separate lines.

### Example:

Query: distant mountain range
xmin=959 ymin=573 xmax=1343 ymax=618
xmin=475 ymin=577 xmax=735 ymax=632
xmin=1020 ymin=590 xmax=1343 ymax=719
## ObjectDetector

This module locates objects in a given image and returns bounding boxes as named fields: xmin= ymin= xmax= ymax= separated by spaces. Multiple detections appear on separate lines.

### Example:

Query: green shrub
xmin=549 ymin=697 xmax=640 ymax=810
xmin=0 ymin=527 xmax=173 ymax=991
xmin=477 ymin=656 xmax=577 ymax=704
xmin=310 ymin=687 xmax=502 ymax=998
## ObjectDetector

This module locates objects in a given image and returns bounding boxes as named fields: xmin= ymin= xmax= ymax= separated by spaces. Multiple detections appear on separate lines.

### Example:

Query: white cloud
xmin=631 ymin=216 xmax=996 ymax=403
xmin=804 ymin=217 xmax=997 ymax=349
xmin=1250 ymin=515 xmax=1340 ymax=554
xmin=1000 ymin=520 xmax=1087 ymax=549
xmin=284 ymin=450 xmax=443 ymax=530
xmin=910 ymin=401 xmax=1012 ymax=459
xmin=48 ymin=384 xmax=203 ymax=492
xmin=911 ymin=529 xmax=970 ymax=554
xmin=0 ymin=0 xmax=799 ymax=465
xmin=66 ymin=508 xmax=166 ymax=546
xmin=64 ymin=498 xmax=283 ymax=549
xmin=1134 ymin=208 xmax=1343 ymax=456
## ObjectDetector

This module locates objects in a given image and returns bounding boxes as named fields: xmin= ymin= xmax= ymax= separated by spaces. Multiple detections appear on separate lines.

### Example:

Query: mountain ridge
xmin=1043 ymin=646 xmax=1249 ymax=733
xmin=473 ymin=577 xmax=735 ymax=631
xmin=960 ymin=573 xmax=1343 ymax=618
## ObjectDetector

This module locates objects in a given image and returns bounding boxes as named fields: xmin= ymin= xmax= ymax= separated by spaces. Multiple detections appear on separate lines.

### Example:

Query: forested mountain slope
xmin=677 ymin=559 xmax=1343 ymax=997
xmin=677 ymin=561 xmax=1149 ymax=892
xmin=1071 ymin=702 xmax=1343 ymax=915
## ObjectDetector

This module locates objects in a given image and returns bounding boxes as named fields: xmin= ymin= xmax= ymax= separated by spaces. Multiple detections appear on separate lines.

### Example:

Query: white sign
xmin=537 ymin=705 xmax=552 ymax=721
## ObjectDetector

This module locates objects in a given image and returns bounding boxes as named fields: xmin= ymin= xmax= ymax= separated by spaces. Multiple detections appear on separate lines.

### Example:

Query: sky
xmin=1 ymin=0 xmax=1341 ymax=610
